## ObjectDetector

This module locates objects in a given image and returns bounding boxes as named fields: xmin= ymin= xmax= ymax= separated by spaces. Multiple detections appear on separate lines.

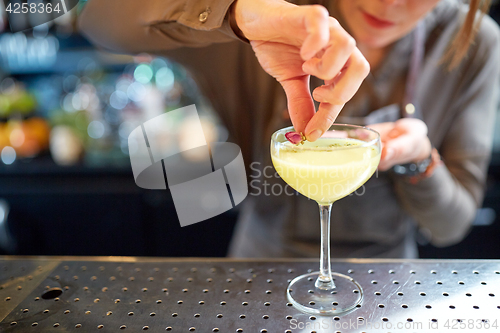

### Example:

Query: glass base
xmin=287 ymin=272 xmax=363 ymax=315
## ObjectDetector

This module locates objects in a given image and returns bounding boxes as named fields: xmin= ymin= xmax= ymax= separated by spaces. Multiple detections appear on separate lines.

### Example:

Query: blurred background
xmin=0 ymin=1 xmax=499 ymax=259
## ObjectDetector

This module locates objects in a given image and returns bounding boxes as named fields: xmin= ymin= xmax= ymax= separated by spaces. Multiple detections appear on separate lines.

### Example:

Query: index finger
xmin=303 ymin=103 xmax=344 ymax=141
xmin=304 ymin=48 xmax=369 ymax=141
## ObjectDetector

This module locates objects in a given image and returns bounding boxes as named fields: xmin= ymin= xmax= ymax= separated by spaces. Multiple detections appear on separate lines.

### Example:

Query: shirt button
xmin=199 ymin=11 xmax=209 ymax=23
xmin=405 ymin=103 xmax=415 ymax=115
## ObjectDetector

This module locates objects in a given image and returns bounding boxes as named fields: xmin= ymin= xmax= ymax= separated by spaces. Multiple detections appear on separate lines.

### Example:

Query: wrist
xmin=229 ymin=0 xmax=297 ymax=42
xmin=412 ymin=136 xmax=432 ymax=163
xmin=393 ymin=147 xmax=442 ymax=184
xmin=229 ymin=0 xmax=249 ymax=42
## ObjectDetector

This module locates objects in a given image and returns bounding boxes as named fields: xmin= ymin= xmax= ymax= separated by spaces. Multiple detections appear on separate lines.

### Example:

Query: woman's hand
xmin=368 ymin=118 xmax=433 ymax=171
xmin=231 ymin=0 xmax=369 ymax=141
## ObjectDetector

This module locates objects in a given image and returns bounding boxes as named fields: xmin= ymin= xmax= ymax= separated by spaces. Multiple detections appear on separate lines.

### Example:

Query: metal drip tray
xmin=1 ymin=257 xmax=499 ymax=332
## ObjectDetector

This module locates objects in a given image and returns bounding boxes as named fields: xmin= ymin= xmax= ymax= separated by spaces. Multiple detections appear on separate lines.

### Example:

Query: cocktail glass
xmin=271 ymin=124 xmax=381 ymax=315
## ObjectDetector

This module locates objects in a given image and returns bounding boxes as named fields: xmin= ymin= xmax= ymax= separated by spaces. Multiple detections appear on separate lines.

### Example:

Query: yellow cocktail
xmin=272 ymin=138 xmax=380 ymax=204
xmin=271 ymin=124 xmax=381 ymax=315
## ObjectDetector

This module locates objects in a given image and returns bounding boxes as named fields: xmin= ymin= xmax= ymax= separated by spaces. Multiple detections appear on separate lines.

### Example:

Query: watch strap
xmin=392 ymin=148 xmax=442 ymax=184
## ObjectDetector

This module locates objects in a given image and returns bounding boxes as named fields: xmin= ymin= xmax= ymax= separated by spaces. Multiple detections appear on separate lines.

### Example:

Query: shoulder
xmin=463 ymin=13 xmax=500 ymax=76
xmin=475 ymin=15 xmax=500 ymax=57
xmin=426 ymin=0 xmax=500 ymax=71
xmin=430 ymin=0 xmax=499 ymax=36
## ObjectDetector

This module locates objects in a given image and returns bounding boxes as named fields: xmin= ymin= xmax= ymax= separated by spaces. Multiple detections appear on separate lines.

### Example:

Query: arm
xmin=79 ymin=0 xmax=370 ymax=138
xmin=78 ymin=0 xmax=239 ymax=54
xmin=388 ymin=20 xmax=500 ymax=247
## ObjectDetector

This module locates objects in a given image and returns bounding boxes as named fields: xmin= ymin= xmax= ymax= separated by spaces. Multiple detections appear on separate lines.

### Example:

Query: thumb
xmin=280 ymin=76 xmax=315 ymax=133
xmin=378 ymin=134 xmax=414 ymax=170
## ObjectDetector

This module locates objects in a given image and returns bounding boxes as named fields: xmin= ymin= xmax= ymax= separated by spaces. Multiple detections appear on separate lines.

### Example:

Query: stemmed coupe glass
xmin=271 ymin=124 xmax=381 ymax=315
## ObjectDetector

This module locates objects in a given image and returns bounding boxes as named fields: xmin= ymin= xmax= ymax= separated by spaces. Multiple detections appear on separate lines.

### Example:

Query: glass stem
xmin=315 ymin=203 xmax=336 ymax=290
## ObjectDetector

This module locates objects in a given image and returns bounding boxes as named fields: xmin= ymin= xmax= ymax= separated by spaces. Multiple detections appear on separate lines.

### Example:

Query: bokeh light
xmin=127 ymin=82 xmax=147 ymax=102
xmin=72 ymin=91 xmax=90 ymax=110
xmin=134 ymin=64 xmax=153 ymax=84
xmin=63 ymin=75 xmax=80 ymax=93
xmin=155 ymin=67 xmax=175 ymax=92
xmin=9 ymin=128 xmax=25 ymax=147
xmin=118 ymin=121 xmax=134 ymax=139
xmin=109 ymin=90 xmax=128 ymax=110
xmin=116 ymin=78 xmax=132 ymax=93
xmin=62 ymin=93 xmax=75 ymax=112
xmin=87 ymin=121 xmax=105 ymax=139
xmin=1 ymin=146 xmax=16 ymax=165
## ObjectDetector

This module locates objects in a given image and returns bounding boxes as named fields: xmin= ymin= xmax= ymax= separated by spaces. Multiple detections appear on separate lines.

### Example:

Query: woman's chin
xmin=357 ymin=35 xmax=395 ymax=50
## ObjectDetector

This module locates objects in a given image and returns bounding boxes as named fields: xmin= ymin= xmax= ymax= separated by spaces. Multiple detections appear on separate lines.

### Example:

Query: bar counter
xmin=1 ymin=256 xmax=499 ymax=332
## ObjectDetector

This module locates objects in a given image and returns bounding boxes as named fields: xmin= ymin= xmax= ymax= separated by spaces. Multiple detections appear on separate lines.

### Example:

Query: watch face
xmin=392 ymin=157 xmax=432 ymax=176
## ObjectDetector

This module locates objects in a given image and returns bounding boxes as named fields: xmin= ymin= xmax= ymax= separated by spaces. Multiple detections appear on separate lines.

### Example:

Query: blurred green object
xmin=0 ymin=89 xmax=37 ymax=117
xmin=0 ymin=96 xmax=11 ymax=116
xmin=48 ymin=109 xmax=90 ymax=146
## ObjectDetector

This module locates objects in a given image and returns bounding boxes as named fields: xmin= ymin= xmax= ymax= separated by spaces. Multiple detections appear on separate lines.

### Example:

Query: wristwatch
xmin=392 ymin=156 xmax=432 ymax=176
xmin=392 ymin=148 xmax=442 ymax=183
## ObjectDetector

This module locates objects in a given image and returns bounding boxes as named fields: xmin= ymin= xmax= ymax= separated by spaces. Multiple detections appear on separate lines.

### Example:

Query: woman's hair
xmin=444 ymin=0 xmax=492 ymax=70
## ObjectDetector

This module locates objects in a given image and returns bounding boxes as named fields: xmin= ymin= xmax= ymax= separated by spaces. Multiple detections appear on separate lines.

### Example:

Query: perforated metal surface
xmin=1 ymin=257 xmax=499 ymax=332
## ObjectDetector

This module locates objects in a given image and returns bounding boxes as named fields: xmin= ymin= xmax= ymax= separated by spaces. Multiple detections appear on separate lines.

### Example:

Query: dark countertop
xmin=1 ymin=256 xmax=499 ymax=332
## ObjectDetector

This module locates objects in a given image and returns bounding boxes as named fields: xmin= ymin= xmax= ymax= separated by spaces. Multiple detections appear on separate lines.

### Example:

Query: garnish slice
xmin=285 ymin=131 xmax=306 ymax=145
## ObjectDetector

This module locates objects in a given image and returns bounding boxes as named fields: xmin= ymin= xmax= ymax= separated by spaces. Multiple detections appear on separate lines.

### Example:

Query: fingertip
xmin=312 ymin=89 xmax=327 ymax=103
xmin=306 ymin=129 xmax=323 ymax=142
xmin=301 ymin=43 xmax=323 ymax=62
xmin=304 ymin=103 xmax=342 ymax=140
xmin=300 ymin=51 xmax=311 ymax=61
xmin=300 ymin=36 xmax=320 ymax=61
xmin=383 ymin=147 xmax=395 ymax=161
xmin=302 ymin=61 xmax=312 ymax=73
xmin=300 ymin=47 xmax=315 ymax=61
xmin=303 ymin=57 xmax=322 ymax=71
xmin=377 ymin=164 xmax=390 ymax=172
xmin=301 ymin=31 xmax=328 ymax=61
